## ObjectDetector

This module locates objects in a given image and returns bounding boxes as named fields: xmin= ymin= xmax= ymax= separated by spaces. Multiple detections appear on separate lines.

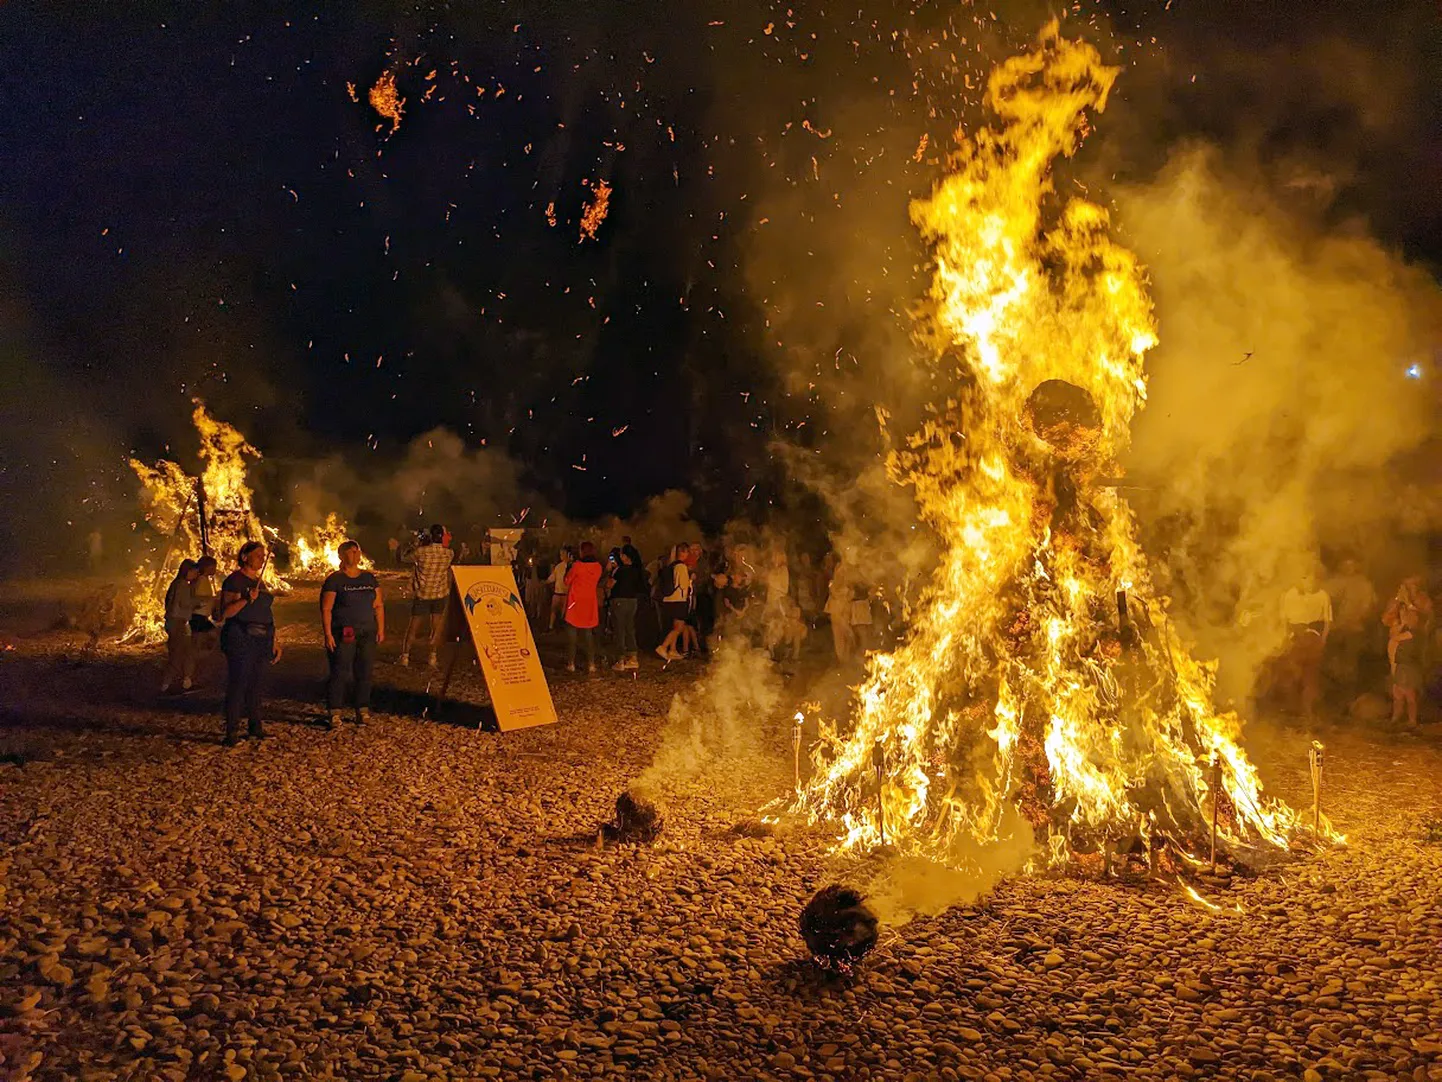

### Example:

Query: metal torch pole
xmin=872 ymin=742 xmax=886 ymax=848
xmin=1309 ymin=741 xmax=1324 ymax=837
xmin=1210 ymin=756 xmax=1221 ymax=874
xmin=791 ymin=714 xmax=803 ymax=792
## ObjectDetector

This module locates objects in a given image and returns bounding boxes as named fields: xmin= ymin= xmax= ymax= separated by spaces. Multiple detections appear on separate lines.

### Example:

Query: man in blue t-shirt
xmin=320 ymin=540 xmax=385 ymax=728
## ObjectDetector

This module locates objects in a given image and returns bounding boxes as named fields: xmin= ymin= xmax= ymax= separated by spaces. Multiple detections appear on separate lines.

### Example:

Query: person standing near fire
xmin=1325 ymin=557 xmax=1378 ymax=697
xmin=399 ymin=524 xmax=453 ymax=668
xmin=1279 ymin=569 xmax=1332 ymax=723
xmin=825 ymin=561 xmax=855 ymax=663
xmin=160 ymin=559 xmax=200 ymax=694
xmin=217 ymin=541 xmax=282 ymax=746
xmin=321 ymin=540 xmax=384 ymax=728
xmin=655 ymin=543 xmax=694 ymax=660
xmin=1383 ymin=575 xmax=1432 ymax=728
xmin=547 ymin=547 xmax=574 ymax=632
xmin=608 ymin=542 xmax=646 ymax=671
xmin=563 ymin=541 xmax=603 ymax=672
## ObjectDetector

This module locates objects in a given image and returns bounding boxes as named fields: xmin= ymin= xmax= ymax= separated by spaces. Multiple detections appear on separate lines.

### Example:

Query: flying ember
xmin=794 ymin=24 xmax=1331 ymax=871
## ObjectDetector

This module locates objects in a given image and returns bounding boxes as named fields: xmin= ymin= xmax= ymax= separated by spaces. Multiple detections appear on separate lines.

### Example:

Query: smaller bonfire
xmin=123 ymin=400 xmax=360 ymax=644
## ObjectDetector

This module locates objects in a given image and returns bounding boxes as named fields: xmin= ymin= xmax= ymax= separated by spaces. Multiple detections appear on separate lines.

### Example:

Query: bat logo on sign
xmin=464 ymin=589 xmax=525 ymax=616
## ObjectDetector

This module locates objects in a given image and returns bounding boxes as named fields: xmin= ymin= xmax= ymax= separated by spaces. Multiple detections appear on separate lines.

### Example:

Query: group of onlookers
xmin=1276 ymin=559 xmax=1435 ymax=727
xmin=526 ymin=537 xmax=882 ymax=671
xmin=158 ymin=523 xmax=457 ymax=745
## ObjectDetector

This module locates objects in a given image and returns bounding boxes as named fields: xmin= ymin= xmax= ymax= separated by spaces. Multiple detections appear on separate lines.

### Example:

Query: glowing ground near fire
xmin=1 ymin=612 xmax=1439 ymax=1081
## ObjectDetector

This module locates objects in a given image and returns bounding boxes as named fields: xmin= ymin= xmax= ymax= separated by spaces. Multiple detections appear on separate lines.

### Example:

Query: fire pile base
xmin=799 ymin=885 xmax=879 ymax=970
xmin=600 ymin=789 xmax=665 ymax=844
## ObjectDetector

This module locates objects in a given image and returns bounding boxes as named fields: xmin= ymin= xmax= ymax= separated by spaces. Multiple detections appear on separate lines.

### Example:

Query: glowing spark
xmin=579 ymin=180 xmax=612 ymax=242
xmin=369 ymin=70 xmax=404 ymax=134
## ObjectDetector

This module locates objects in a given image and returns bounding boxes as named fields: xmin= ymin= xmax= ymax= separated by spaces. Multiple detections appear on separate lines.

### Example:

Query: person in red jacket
xmin=564 ymin=541 xmax=604 ymax=673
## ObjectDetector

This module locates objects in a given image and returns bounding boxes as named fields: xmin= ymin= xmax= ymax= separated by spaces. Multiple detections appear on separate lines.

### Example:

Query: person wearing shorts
xmin=400 ymin=524 xmax=453 ymax=668
xmin=655 ymin=543 xmax=694 ymax=660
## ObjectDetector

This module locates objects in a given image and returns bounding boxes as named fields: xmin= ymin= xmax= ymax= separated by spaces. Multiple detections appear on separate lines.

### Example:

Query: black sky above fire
xmin=0 ymin=0 xmax=1438 ymax=564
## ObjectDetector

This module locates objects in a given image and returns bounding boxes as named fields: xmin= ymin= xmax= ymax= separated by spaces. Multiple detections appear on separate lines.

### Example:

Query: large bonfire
xmin=123 ymin=401 xmax=360 ymax=644
xmin=796 ymin=26 xmax=1325 ymax=871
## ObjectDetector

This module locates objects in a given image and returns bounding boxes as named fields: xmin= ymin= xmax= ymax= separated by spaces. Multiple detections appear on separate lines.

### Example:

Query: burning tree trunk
xmin=794 ymin=24 xmax=1323 ymax=871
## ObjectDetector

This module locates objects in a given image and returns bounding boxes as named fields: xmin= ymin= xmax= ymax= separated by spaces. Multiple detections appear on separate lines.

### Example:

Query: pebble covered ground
xmin=2 ymin=588 xmax=1441 ymax=1082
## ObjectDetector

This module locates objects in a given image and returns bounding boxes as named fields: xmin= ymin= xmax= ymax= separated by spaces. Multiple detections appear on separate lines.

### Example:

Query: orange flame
xmin=794 ymin=24 xmax=1331 ymax=870
xmin=123 ymin=402 xmax=359 ymax=643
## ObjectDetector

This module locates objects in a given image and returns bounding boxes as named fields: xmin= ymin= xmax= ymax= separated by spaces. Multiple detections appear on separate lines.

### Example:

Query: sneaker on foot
xmin=613 ymin=659 xmax=629 ymax=672
xmin=587 ymin=663 xmax=597 ymax=674
xmin=654 ymin=645 xmax=670 ymax=661
xmin=427 ymin=653 xmax=439 ymax=669
xmin=181 ymin=678 xmax=192 ymax=691
xmin=565 ymin=662 xmax=576 ymax=672
xmin=355 ymin=708 xmax=370 ymax=726
xmin=325 ymin=713 xmax=340 ymax=731
xmin=221 ymin=732 xmax=239 ymax=748
xmin=398 ymin=653 xmax=410 ymax=667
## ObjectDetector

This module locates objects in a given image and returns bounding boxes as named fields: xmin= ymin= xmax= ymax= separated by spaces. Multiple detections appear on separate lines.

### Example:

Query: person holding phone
xmin=217 ymin=541 xmax=282 ymax=746
xmin=320 ymin=540 xmax=384 ymax=729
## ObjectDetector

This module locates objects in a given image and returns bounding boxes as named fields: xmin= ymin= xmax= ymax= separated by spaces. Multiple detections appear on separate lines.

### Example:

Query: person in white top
xmin=547 ymin=548 xmax=573 ymax=632
xmin=1279 ymin=571 xmax=1332 ymax=722
xmin=655 ymin=543 xmax=694 ymax=661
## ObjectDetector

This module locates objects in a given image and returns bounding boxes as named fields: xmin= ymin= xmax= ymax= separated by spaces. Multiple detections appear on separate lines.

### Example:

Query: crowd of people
xmin=522 ymin=536 xmax=884 ymax=672
xmin=153 ymin=525 xmax=887 ymax=745
xmin=156 ymin=526 xmax=454 ymax=745
xmin=152 ymin=520 xmax=1442 ymax=746
xmin=1274 ymin=559 xmax=1435 ymax=728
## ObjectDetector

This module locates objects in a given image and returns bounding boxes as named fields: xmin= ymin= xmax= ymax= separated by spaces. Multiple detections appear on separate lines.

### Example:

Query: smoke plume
xmin=1117 ymin=146 xmax=1441 ymax=701
xmin=634 ymin=638 xmax=784 ymax=794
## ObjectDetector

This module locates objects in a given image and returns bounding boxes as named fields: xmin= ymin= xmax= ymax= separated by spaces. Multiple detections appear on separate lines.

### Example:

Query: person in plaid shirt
xmin=399 ymin=523 xmax=454 ymax=668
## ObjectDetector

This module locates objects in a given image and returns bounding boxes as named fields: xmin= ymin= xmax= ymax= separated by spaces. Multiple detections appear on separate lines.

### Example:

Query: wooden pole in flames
xmin=1209 ymin=756 xmax=1221 ymax=874
xmin=872 ymin=742 xmax=886 ymax=847
xmin=195 ymin=477 xmax=211 ymax=557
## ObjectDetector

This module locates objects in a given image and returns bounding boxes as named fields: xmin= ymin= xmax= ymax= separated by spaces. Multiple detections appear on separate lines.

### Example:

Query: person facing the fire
xmin=217 ymin=541 xmax=282 ymax=746
xmin=1279 ymin=569 xmax=1332 ymax=723
xmin=321 ymin=540 xmax=384 ymax=729
xmin=1383 ymin=574 xmax=1432 ymax=728
xmin=160 ymin=559 xmax=200 ymax=695
xmin=399 ymin=524 xmax=453 ymax=668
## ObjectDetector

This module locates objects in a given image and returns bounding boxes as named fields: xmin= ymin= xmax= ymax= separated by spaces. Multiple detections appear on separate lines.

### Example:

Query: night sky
xmin=1 ymin=1 xmax=1438 ymax=569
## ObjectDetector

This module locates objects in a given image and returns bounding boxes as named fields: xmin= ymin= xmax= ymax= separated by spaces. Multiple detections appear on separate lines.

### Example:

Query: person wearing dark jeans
xmin=321 ymin=540 xmax=385 ymax=728
xmin=224 ymin=628 xmax=272 ymax=737
xmin=608 ymin=543 xmax=646 ymax=670
xmin=217 ymin=541 xmax=282 ymax=746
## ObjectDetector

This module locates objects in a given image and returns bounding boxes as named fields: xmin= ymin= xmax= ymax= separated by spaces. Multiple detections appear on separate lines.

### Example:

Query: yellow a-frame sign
xmin=439 ymin=566 xmax=557 ymax=731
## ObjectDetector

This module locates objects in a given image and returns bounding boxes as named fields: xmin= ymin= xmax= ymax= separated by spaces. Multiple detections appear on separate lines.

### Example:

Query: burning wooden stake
xmin=1309 ymin=741 xmax=1325 ymax=837
xmin=799 ymin=885 xmax=878 ymax=970
xmin=1210 ymin=755 xmax=1221 ymax=874
xmin=871 ymin=742 xmax=886 ymax=847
